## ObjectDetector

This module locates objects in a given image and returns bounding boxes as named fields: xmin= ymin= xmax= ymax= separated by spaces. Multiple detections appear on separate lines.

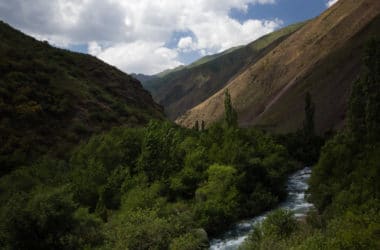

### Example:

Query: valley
xmin=0 ymin=0 xmax=379 ymax=249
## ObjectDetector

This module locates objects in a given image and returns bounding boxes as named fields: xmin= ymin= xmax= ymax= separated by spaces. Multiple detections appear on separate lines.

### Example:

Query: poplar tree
xmin=303 ymin=92 xmax=315 ymax=138
xmin=224 ymin=89 xmax=238 ymax=128
xmin=348 ymin=38 xmax=380 ymax=144
xmin=194 ymin=120 xmax=199 ymax=131
xmin=201 ymin=120 xmax=205 ymax=131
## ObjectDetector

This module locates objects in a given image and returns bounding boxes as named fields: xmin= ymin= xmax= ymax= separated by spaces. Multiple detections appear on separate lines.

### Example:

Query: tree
xmin=195 ymin=164 xmax=239 ymax=233
xmin=138 ymin=121 xmax=183 ymax=181
xmin=224 ymin=89 xmax=238 ymax=128
xmin=303 ymin=92 xmax=315 ymax=137
xmin=348 ymin=38 xmax=380 ymax=144
xmin=348 ymin=79 xmax=366 ymax=143
xmin=193 ymin=120 xmax=199 ymax=131
xmin=1 ymin=187 xmax=103 ymax=249
xmin=363 ymin=38 xmax=380 ymax=143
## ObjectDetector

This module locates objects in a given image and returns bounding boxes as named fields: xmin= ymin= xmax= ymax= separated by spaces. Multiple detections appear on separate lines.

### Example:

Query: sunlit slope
xmin=177 ymin=0 xmax=380 ymax=134
xmin=143 ymin=23 xmax=304 ymax=119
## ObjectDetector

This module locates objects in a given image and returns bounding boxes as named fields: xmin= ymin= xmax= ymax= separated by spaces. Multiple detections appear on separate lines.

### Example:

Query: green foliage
xmin=261 ymin=209 xmax=298 ymax=239
xmin=303 ymin=92 xmax=315 ymax=137
xmin=248 ymin=38 xmax=380 ymax=250
xmin=240 ymin=209 xmax=298 ymax=250
xmin=348 ymin=38 xmax=380 ymax=144
xmin=70 ymin=127 xmax=143 ymax=209
xmin=193 ymin=120 xmax=200 ymax=131
xmin=310 ymin=39 xmax=380 ymax=215
xmin=169 ymin=230 xmax=209 ymax=250
xmin=195 ymin=164 xmax=239 ymax=233
xmin=276 ymin=92 xmax=324 ymax=165
xmin=0 ymin=21 xmax=163 ymax=175
xmin=224 ymin=89 xmax=238 ymax=128
xmin=1 ymin=116 xmax=297 ymax=248
xmin=138 ymin=120 xmax=184 ymax=182
xmin=201 ymin=120 xmax=206 ymax=131
xmin=106 ymin=208 xmax=173 ymax=250
xmin=0 ymin=186 xmax=103 ymax=250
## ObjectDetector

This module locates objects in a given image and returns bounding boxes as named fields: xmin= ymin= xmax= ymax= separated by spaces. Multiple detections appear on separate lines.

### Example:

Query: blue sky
xmin=170 ymin=0 xmax=328 ymax=65
xmin=0 ymin=0 xmax=336 ymax=74
xmin=230 ymin=0 xmax=327 ymax=26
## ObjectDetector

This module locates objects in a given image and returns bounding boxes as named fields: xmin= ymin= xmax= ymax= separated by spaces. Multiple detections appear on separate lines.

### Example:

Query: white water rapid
xmin=210 ymin=167 xmax=314 ymax=250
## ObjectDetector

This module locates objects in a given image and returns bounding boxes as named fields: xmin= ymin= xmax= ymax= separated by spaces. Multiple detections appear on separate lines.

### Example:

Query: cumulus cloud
xmin=0 ymin=0 xmax=281 ymax=74
xmin=93 ymin=41 xmax=183 ymax=75
xmin=178 ymin=37 xmax=196 ymax=52
xmin=88 ymin=41 xmax=102 ymax=56
xmin=326 ymin=0 xmax=339 ymax=8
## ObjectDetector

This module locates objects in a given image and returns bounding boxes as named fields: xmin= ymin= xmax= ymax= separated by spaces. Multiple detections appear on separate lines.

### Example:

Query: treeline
xmin=240 ymin=38 xmax=380 ymax=250
xmin=0 ymin=90 xmax=299 ymax=249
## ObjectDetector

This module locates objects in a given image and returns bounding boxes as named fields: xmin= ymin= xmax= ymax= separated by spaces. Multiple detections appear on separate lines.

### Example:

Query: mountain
xmin=0 ymin=21 xmax=164 ymax=175
xmin=177 ymin=0 xmax=380 ymax=134
xmin=142 ymin=22 xmax=305 ymax=119
xmin=131 ymin=73 xmax=158 ymax=83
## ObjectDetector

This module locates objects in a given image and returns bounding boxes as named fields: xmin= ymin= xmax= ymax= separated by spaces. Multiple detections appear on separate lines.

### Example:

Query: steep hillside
xmin=0 ymin=21 xmax=164 ymax=175
xmin=143 ymin=23 xmax=304 ymax=119
xmin=177 ymin=0 xmax=380 ymax=134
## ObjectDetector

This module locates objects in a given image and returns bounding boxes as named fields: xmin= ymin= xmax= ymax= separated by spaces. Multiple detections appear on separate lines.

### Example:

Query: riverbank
xmin=210 ymin=167 xmax=314 ymax=250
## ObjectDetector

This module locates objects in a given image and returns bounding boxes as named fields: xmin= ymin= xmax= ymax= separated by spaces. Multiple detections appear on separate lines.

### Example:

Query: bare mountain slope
xmin=177 ymin=0 xmax=380 ymax=134
xmin=142 ymin=23 xmax=304 ymax=119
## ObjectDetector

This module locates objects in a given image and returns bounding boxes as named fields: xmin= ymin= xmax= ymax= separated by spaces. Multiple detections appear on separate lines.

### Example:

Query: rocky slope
xmin=142 ymin=23 xmax=304 ymax=119
xmin=177 ymin=0 xmax=380 ymax=134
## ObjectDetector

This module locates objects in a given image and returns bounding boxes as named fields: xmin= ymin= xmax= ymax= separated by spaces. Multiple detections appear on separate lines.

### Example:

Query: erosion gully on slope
xmin=210 ymin=167 xmax=314 ymax=250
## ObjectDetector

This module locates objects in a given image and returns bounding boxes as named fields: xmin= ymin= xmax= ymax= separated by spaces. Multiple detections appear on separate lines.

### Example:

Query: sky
xmin=0 ymin=0 xmax=339 ymax=75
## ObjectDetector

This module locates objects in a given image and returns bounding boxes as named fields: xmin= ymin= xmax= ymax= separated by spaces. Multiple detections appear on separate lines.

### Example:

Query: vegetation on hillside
xmin=240 ymin=38 xmax=380 ymax=250
xmin=0 ymin=84 xmax=302 ymax=249
xmin=276 ymin=92 xmax=324 ymax=166
xmin=0 ymin=21 xmax=163 ymax=175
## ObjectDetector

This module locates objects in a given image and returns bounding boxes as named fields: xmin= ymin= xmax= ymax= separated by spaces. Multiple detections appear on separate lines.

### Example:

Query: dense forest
xmin=0 ymin=87 xmax=308 ymax=249
xmin=240 ymin=38 xmax=380 ymax=250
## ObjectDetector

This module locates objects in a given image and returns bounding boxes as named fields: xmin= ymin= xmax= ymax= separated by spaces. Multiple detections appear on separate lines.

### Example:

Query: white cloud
xmin=94 ymin=41 xmax=183 ymax=75
xmin=0 ymin=0 xmax=281 ymax=74
xmin=178 ymin=36 xmax=196 ymax=52
xmin=88 ymin=41 xmax=102 ymax=56
xmin=326 ymin=0 xmax=338 ymax=8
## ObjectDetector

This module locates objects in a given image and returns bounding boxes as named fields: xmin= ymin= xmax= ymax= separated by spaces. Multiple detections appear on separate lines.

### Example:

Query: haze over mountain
xmin=175 ymin=0 xmax=380 ymax=134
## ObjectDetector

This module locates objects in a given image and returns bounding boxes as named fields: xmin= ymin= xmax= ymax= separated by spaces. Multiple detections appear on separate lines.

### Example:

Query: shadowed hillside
xmin=0 ymin=21 xmax=164 ymax=175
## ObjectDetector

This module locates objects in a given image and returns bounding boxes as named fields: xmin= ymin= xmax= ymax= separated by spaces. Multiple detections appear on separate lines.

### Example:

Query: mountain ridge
xmin=141 ymin=22 xmax=305 ymax=119
xmin=176 ymin=0 xmax=380 ymax=134
xmin=0 ymin=20 xmax=164 ymax=174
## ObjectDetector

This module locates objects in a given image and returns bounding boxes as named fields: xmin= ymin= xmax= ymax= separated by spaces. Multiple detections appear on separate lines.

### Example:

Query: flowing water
xmin=210 ymin=167 xmax=314 ymax=250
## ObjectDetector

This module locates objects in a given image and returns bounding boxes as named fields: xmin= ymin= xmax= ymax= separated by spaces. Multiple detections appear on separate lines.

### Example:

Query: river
xmin=209 ymin=167 xmax=314 ymax=250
